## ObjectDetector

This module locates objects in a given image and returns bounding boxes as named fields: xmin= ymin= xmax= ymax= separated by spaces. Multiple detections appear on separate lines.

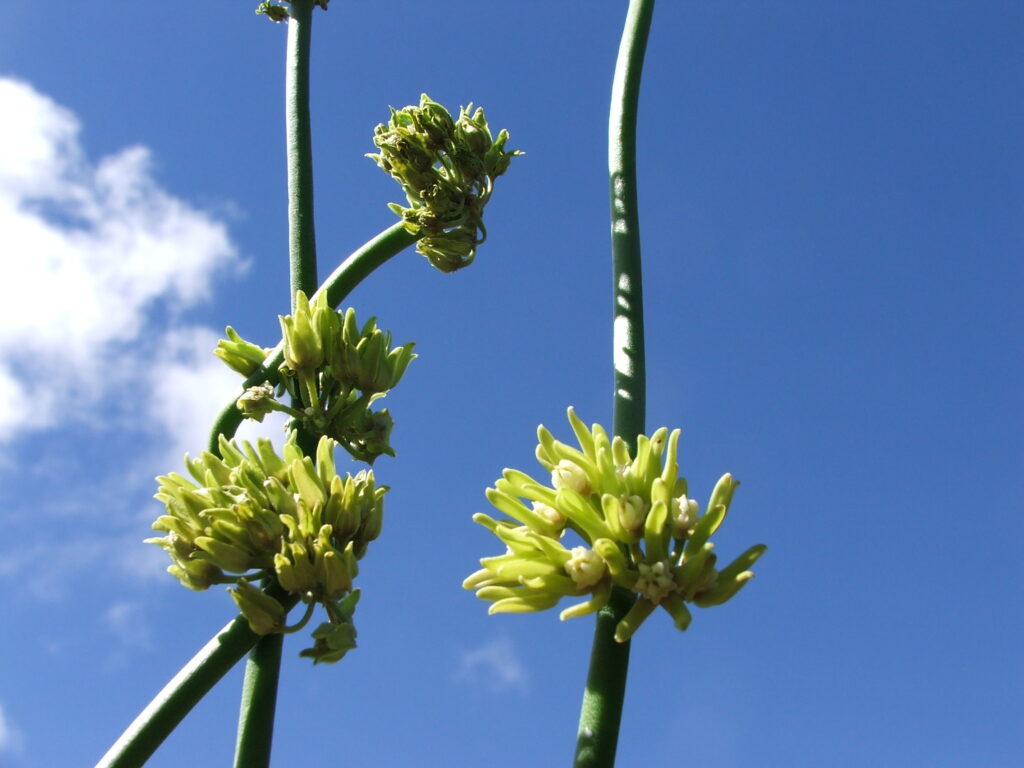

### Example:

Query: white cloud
xmin=0 ymin=701 xmax=24 ymax=755
xmin=144 ymin=326 xmax=248 ymax=465
xmin=0 ymin=77 xmax=241 ymax=441
xmin=0 ymin=77 xmax=266 ymax=599
xmin=455 ymin=635 xmax=528 ymax=693
xmin=143 ymin=325 xmax=291 ymax=469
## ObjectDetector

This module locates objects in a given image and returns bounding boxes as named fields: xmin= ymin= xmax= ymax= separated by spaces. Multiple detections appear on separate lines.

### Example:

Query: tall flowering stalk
xmin=463 ymin=1 xmax=765 ymax=766
xmin=234 ymin=0 xmax=320 ymax=760
xmin=96 ymin=2 xmax=519 ymax=765
xmin=578 ymin=1 xmax=655 ymax=763
xmin=93 ymin=0 xmax=763 ymax=765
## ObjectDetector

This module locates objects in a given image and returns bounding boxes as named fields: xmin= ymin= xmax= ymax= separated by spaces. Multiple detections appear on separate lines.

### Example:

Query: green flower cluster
xmin=464 ymin=408 xmax=766 ymax=642
xmin=216 ymin=290 xmax=415 ymax=463
xmin=367 ymin=94 xmax=522 ymax=273
xmin=148 ymin=432 xmax=384 ymax=663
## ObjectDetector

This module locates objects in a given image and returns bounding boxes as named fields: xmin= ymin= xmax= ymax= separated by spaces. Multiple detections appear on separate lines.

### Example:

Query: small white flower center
xmin=565 ymin=546 xmax=606 ymax=589
xmin=635 ymin=560 xmax=676 ymax=603
xmin=671 ymin=495 xmax=700 ymax=538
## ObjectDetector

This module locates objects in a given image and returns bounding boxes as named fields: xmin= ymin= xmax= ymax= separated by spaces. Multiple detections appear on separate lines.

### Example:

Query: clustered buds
xmin=217 ymin=290 xmax=415 ymax=463
xmin=464 ymin=408 xmax=766 ymax=642
xmin=148 ymin=431 xmax=384 ymax=663
xmin=367 ymin=94 xmax=522 ymax=273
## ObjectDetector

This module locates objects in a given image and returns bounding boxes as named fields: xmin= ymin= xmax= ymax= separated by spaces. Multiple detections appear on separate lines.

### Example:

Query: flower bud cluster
xmin=148 ymin=431 xmax=385 ymax=663
xmin=367 ymin=94 xmax=522 ymax=273
xmin=217 ymin=290 xmax=415 ymax=463
xmin=464 ymin=408 xmax=766 ymax=642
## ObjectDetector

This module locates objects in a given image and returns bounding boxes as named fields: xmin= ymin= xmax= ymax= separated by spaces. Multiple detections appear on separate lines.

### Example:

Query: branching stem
xmin=94 ymin=588 xmax=298 ymax=768
xmin=206 ymin=222 xmax=417 ymax=454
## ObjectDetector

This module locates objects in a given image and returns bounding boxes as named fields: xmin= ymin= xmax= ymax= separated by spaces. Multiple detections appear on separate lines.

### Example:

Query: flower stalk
xmin=235 ymin=1 xmax=321 ymax=764
xmin=100 ymin=2 xmax=521 ymax=763
xmin=286 ymin=0 xmax=318 ymax=308
xmin=576 ymin=1 xmax=655 ymax=765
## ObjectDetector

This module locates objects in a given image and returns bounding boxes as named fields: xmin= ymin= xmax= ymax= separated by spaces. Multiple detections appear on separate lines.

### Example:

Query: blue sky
xmin=0 ymin=2 xmax=1021 ymax=766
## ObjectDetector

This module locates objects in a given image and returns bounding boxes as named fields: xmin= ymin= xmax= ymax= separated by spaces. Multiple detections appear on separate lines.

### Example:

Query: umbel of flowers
xmin=149 ymin=432 xmax=384 ymax=663
xmin=367 ymin=93 xmax=522 ymax=273
xmin=464 ymin=408 xmax=766 ymax=642
xmin=216 ymin=290 xmax=416 ymax=464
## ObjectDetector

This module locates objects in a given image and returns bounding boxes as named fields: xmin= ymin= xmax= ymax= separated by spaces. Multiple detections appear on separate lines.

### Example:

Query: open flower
xmin=464 ymin=408 xmax=766 ymax=642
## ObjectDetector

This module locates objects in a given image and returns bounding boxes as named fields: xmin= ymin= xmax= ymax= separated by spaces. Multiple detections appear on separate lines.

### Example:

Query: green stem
xmin=95 ymin=587 xmax=298 ymax=768
xmin=205 ymin=222 xmax=417 ymax=454
xmin=234 ymin=3 xmax=321 ymax=766
xmin=232 ymin=633 xmax=284 ymax=768
xmin=574 ymin=1 xmax=654 ymax=767
xmin=286 ymin=0 xmax=318 ymax=309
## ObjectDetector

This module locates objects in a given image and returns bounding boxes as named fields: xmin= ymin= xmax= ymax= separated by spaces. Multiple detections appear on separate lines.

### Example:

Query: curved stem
xmin=95 ymin=587 xmax=298 ymax=768
xmin=205 ymin=222 xmax=417 ymax=454
xmin=574 ymin=1 xmax=655 ymax=767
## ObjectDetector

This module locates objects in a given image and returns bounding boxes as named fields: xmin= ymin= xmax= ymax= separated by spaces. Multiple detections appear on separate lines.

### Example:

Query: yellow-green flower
xmin=148 ymin=431 xmax=386 ymax=662
xmin=464 ymin=408 xmax=766 ymax=642
xmin=217 ymin=291 xmax=415 ymax=463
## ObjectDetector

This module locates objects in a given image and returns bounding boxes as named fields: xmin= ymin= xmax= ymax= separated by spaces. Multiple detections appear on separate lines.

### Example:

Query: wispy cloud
xmin=0 ymin=77 xmax=258 ymax=597
xmin=0 ymin=76 xmax=241 ymax=442
xmin=455 ymin=635 xmax=528 ymax=694
xmin=143 ymin=325 xmax=291 ymax=471
xmin=144 ymin=325 xmax=250 ymax=466
xmin=0 ymin=700 xmax=24 ymax=756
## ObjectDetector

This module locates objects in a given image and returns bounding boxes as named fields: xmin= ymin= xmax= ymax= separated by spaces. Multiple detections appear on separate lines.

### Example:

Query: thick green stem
xmin=234 ymin=3 xmax=321 ymax=766
xmin=286 ymin=0 xmax=318 ymax=308
xmin=206 ymin=222 xmax=417 ymax=454
xmin=572 ymin=587 xmax=636 ymax=767
xmin=574 ymin=1 xmax=654 ymax=767
xmin=232 ymin=632 xmax=284 ymax=768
